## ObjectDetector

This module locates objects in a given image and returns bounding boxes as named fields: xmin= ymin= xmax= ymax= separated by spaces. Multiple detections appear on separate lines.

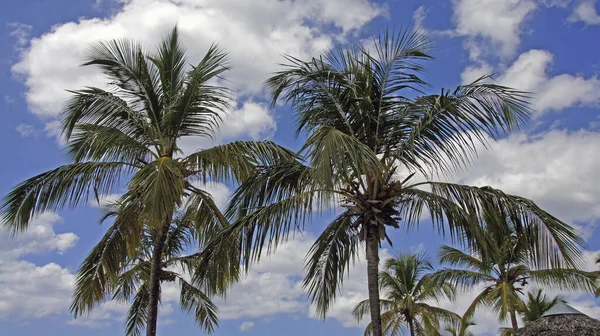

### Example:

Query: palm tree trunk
xmin=146 ymin=220 xmax=171 ymax=336
xmin=510 ymin=309 xmax=519 ymax=332
xmin=366 ymin=231 xmax=383 ymax=336
xmin=408 ymin=318 xmax=416 ymax=336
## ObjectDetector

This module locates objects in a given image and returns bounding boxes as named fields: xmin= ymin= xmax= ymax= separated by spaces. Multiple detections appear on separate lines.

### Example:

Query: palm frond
xmin=82 ymin=37 xmax=162 ymax=132
xmin=125 ymin=284 xmax=149 ymax=336
xmin=179 ymin=278 xmax=219 ymax=333
xmin=423 ymin=182 xmax=586 ymax=269
xmin=1 ymin=161 xmax=129 ymax=233
xmin=71 ymin=196 xmax=144 ymax=317
xmin=170 ymin=43 xmax=231 ymax=139
xmin=304 ymin=211 xmax=360 ymax=318
xmin=68 ymin=123 xmax=155 ymax=164
xmin=390 ymin=80 xmax=530 ymax=175
xmin=184 ymin=140 xmax=296 ymax=182
xmin=129 ymin=157 xmax=185 ymax=223
xmin=529 ymin=268 xmax=599 ymax=292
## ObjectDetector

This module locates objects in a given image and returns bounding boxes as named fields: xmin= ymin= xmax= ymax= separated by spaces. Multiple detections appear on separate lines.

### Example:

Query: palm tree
xmin=433 ymin=219 xmax=598 ymax=333
xmin=520 ymin=289 xmax=562 ymax=324
xmin=444 ymin=317 xmax=475 ymax=336
xmin=204 ymin=29 xmax=588 ymax=336
xmin=71 ymin=207 xmax=230 ymax=335
xmin=1 ymin=27 xmax=291 ymax=336
xmin=353 ymin=253 xmax=459 ymax=336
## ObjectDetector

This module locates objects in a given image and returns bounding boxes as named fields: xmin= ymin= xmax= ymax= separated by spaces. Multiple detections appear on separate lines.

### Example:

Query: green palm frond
xmin=302 ymin=125 xmax=384 ymax=188
xmin=304 ymin=211 xmax=360 ymax=318
xmin=391 ymin=80 xmax=530 ymax=175
xmin=529 ymin=268 xmax=599 ymax=292
xmin=184 ymin=140 xmax=296 ymax=182
xmin=169 ymin=43 xmax=231 ymax=139
xmin=424 ymin=182 xmax=585 ymax=268
xmin=150 ymin=27 xmax=187 ymax=111
xmin=82 ymin=37 xmax=162 ymax=132
xmin=67 ymin=123 xmax=155 ymax=164
xmin=179 ymin=278 xmax=219 ymax=333
xmin=125 ymin=284 xmax=150 ymax=336
xmin=71 ymin=196 xmax=144 ymax=317
xmin=62 ymin=87 xmax=157 ymax=144
xmin=129 ymin=157 xmax=185 ymax=222
xmin=1 ymin=161 xmax=129 ymax=233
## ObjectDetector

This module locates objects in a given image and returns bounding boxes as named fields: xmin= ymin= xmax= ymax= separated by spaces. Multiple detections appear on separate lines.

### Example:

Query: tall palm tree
xmin=520 ymin=289 xmax=562 ymax=324
xmin=71 ymin=207 xmax=230 ymax=335
xmin=1 ymin=27 xmax=291 ymax=336
xmin=203 ymin=29 xmax=588 ymax=336
xmin=353 ymin=253 xmax=459 ymax=336
xmin=433 ymin=219 xmax=597 ymax=333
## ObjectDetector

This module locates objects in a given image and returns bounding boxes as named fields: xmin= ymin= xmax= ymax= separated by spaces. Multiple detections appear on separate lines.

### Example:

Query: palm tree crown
xmin=520 ymin=289 xmax=562 ymax=324
xmin=433 ymin=218 xmax=597 ymax=332
xmin=204 ymin=29 xmax=588 ymax=336
xmin=1 ymin=27 xmax=292 ymax=336
xmin=353 ymin=253 xmax=459 ymax=336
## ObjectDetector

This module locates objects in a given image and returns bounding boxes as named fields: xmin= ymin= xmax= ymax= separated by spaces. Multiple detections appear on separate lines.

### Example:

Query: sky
xmin=1 ymin=0 xmax=600 ymax=335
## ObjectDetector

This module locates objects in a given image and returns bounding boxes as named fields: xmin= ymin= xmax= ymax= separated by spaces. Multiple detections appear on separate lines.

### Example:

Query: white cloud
xmin=413 ymin=6 xmax=427 ymax=34
xmin=188 ymin=182 xmax=231 ymax=210
xmin=0 ymin=212 xmax=79 ymax=320
xmin=8 ymin=23 xmax=32 ymax=50
xmin=498 ymin=49 xmax=600 ymax=113
xmin=239 ymin=321 xmax=255 ymax=331
xmin=461 ymin=62 xmax=493 ymax=84
xmin=453 ymin=129 xmax=600 ymax=234
xmin=12 ymin=0 xmax=382 ymax=148
xmin=0 ymin=212 xmax=79 ymax=260
xmin=0 ymin=260 xmax=76 ymax=319
xmin=451 ymin=0 xmax=537 ymax=59
xmin=67 ymin=301 xmax=128 ymax=328
xmin=569 ymin=0 xmax=600 ymax=25
xmin=16 ymin=124 xmax=36 ymax=137
xmin=216 ymin=236 xmax=312 ymax=320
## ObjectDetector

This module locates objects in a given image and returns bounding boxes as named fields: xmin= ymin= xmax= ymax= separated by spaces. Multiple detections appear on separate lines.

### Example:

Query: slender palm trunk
xmin=366 ymin=231 xmax=383 ymax=336
xmin=146 ymin=220 xmax=171 ymax=336
xmin=407 ymin=317 xmax=416 ymax=336
xmin=510 ymin=309 xmax=519 ymax=332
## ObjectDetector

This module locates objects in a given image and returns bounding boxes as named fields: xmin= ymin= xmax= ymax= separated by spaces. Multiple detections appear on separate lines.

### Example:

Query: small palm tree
xmin=353 ymin=253 xmax=459 ymax=336
xmin=444 ymin=317 xmax=475 ymax=336
xmin=1 ymin=27 xmax=291 ymax=336
xmin=520 ymin=289 xmax=561 ymax=324
xmin=205 ymin=29 xmax=588 ymax=336
xmin=433 ymin=219 xmax=598 ymax=333
xmin=72 ymin=207 xmax=228 ymax=335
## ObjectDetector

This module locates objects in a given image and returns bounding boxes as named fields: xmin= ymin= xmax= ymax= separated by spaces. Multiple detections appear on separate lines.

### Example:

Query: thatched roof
xmin=516 ymin=302 xmax=600 ymax=336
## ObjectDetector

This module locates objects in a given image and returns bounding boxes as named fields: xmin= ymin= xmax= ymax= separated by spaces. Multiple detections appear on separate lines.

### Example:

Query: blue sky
xmin=1 ymin=0 xmax=600 ymax=335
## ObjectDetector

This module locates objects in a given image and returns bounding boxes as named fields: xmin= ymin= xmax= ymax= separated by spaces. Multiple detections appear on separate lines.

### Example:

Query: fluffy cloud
xmin=0 ymin=260 xmax=75 ymax=319
xmin=215 ymin=236 xmax=312 ymax=320
xmin=8 ymin=23 xmax=32 ymax=50
xmin=460 ymin=62 xmax=493 ymax=84
xmin=0 ymin=212 xmax=78 ymax=319
xmin=239 ymin=321 xmax=255 ymax=332
xmin=451 ymin=0 xmax=537 ymax=59
xmin=453 ymin=129 xmax=600 ymax=234
xmin=12 ymin=0 xmax=382 ymax=144
xmin=497 ymin=49 xmax=600 ymax=113
xmin=0 ymin=212 xmax=79 ymax=260
xmin=15 ymin=124 xmax=35 ymax=137
xmin=569 ymin=0 xmax=600 ymax=25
